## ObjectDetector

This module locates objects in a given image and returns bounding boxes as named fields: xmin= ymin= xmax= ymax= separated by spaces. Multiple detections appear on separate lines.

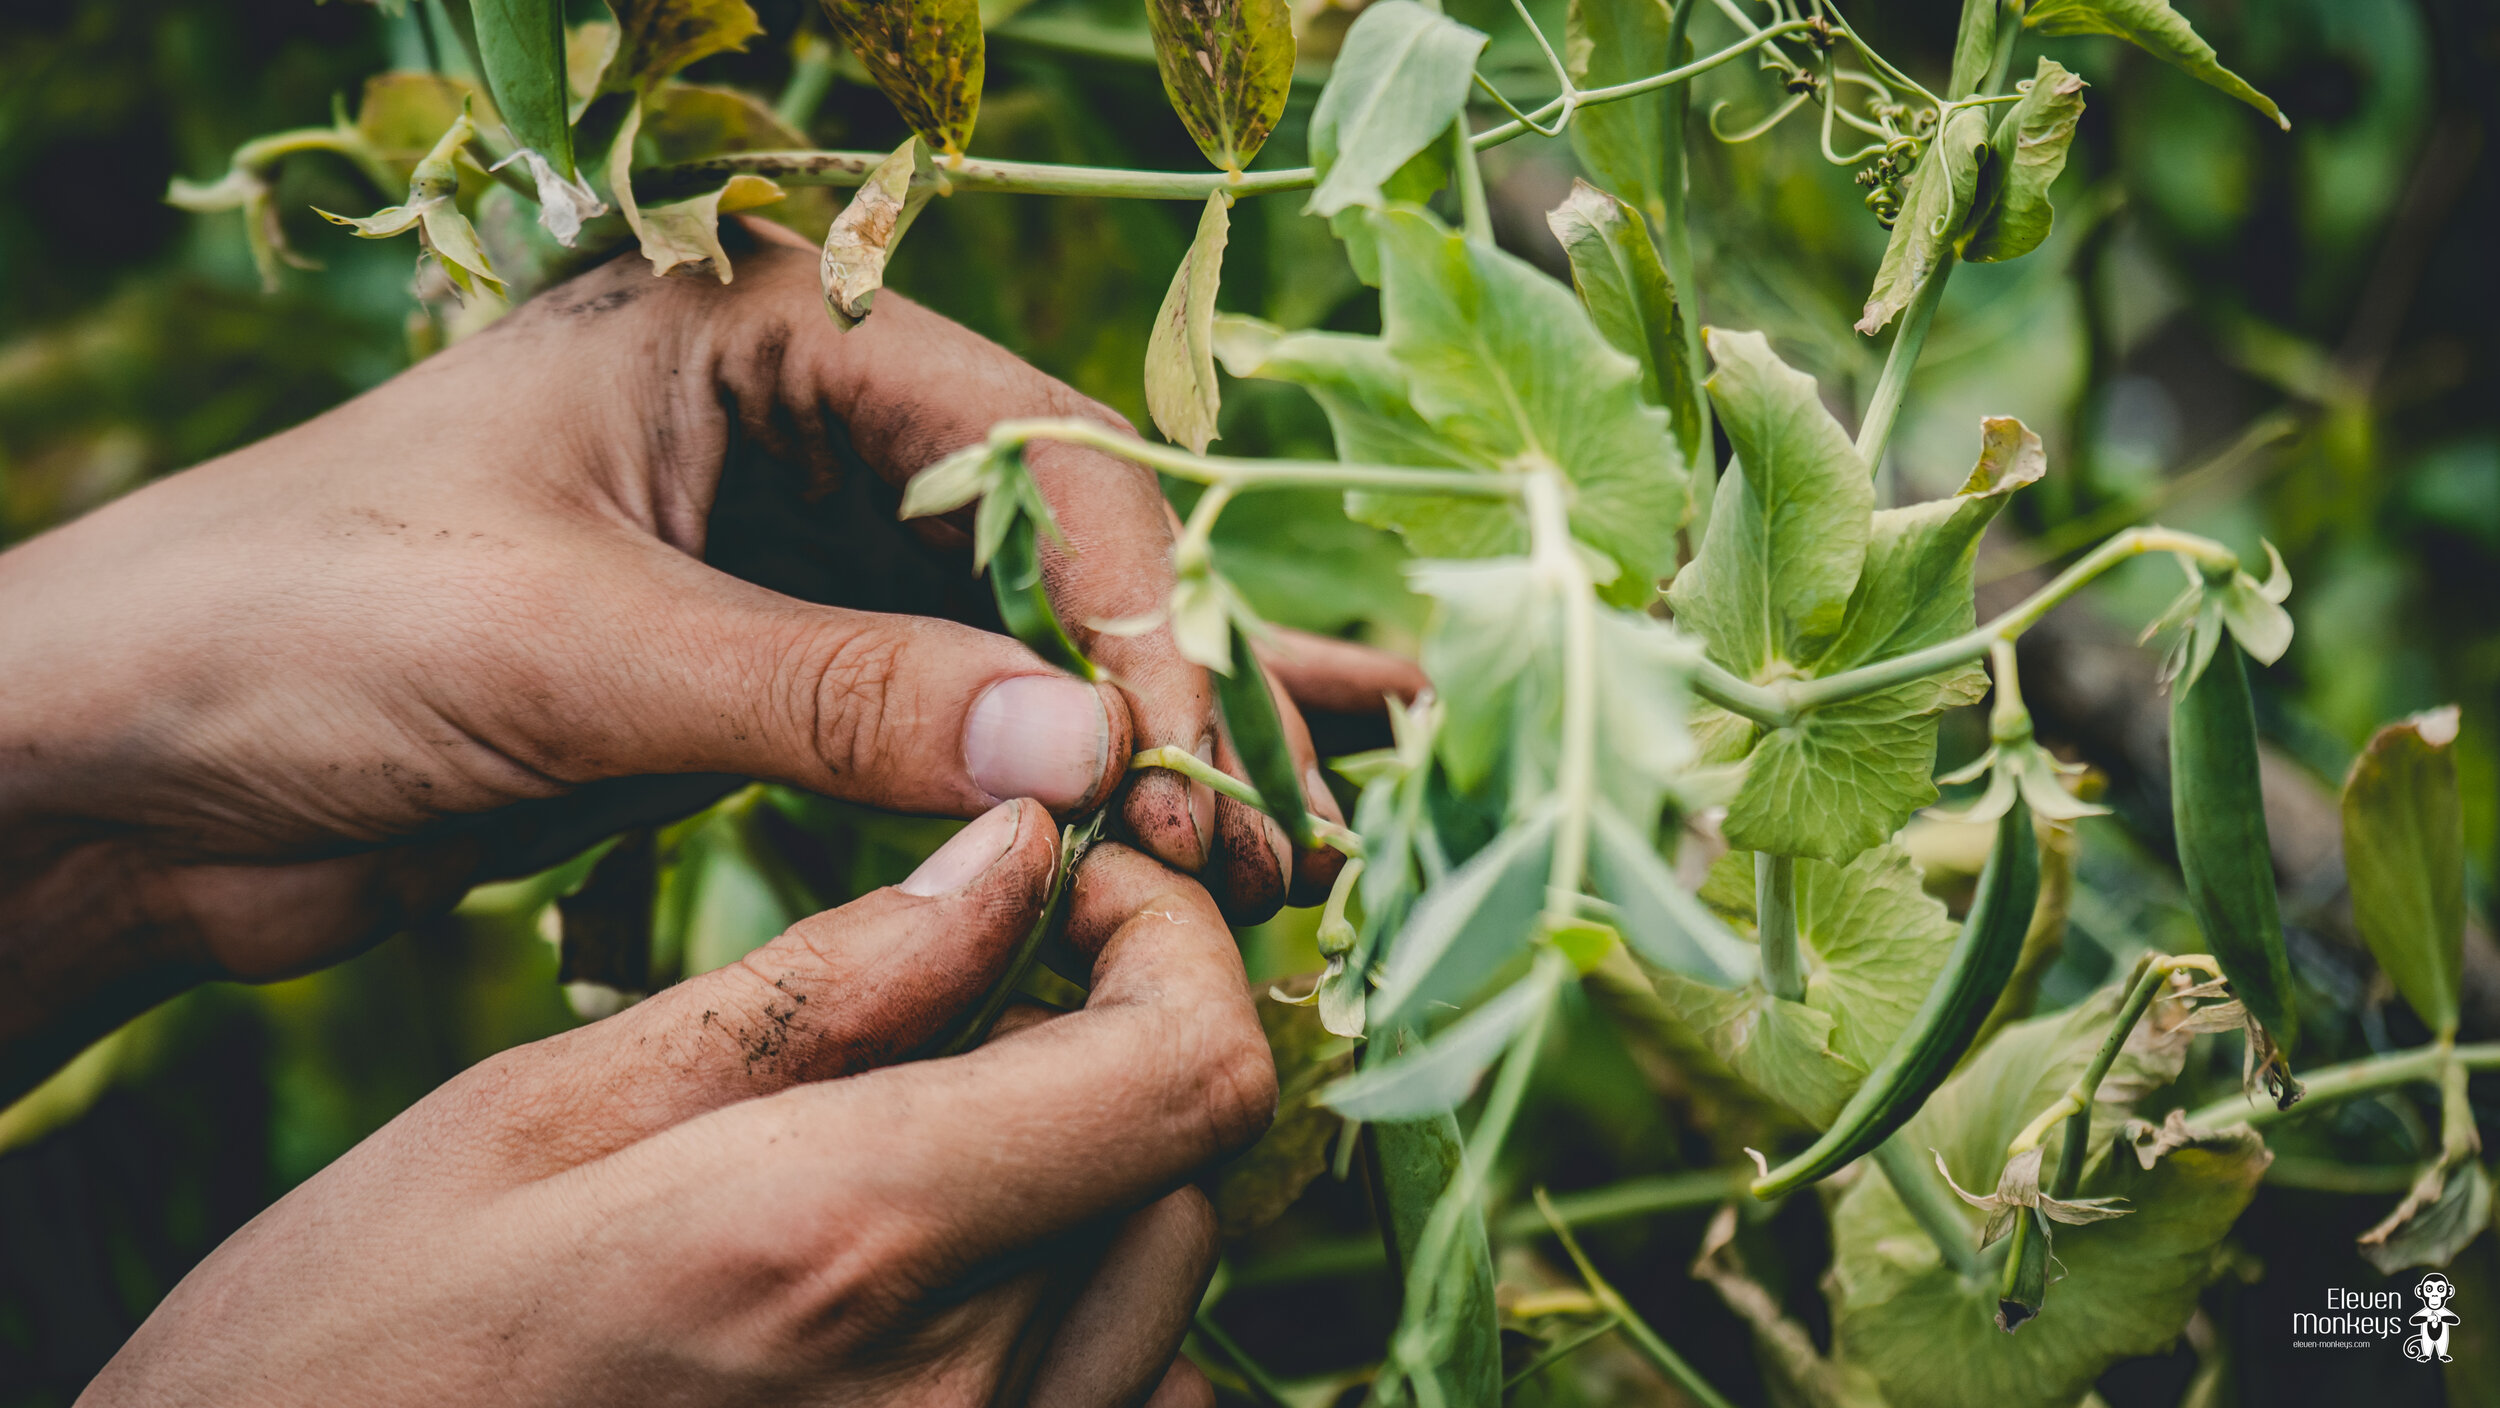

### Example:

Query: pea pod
xmin=1211 ymin=620 xmax=1316 ymax=849
xmin=1750 ymin=800 xmax=2039 ymax=1198
xmin=987 ymin=514 xmax=1100 ymax=682
xmin=2170 ymin=640 xmax=2300 ymax=1068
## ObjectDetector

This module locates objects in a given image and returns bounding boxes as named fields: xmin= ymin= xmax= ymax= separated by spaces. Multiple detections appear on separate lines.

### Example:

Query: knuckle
xmin=1173 ymin=1006 xmax=1277 ymax=1158
xmin=799 ymin=623 xmax=913 ymax=783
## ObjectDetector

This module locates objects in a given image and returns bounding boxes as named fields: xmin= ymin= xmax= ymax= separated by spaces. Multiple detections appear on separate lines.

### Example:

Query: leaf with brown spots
xmin=1147 ymin=0 xmax=1297 ymax=174
xmin=820 ymin=0 xmax=985 ymax=157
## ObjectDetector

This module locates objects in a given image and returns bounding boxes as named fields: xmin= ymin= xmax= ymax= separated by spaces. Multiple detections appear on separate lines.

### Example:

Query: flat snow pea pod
xmin=1211 ymin=620 xmax=1316 ymax=849
xmin=2170 ymin=641 xmax=2301 ymax=1070
xmin=1750 ymin=800 xmax=2039 ymax=1198
xmin=987 ymin=514 xmax=1100 ymax=682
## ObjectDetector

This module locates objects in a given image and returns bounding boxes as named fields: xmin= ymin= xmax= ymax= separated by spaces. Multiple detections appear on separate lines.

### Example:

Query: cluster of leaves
xmin=138 ymin=0 xmax=2500 ymax=1405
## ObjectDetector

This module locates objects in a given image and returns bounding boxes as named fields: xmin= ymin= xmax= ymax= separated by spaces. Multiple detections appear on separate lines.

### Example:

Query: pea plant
xmin=175 ymin=0 xmax=2492 ymax=1403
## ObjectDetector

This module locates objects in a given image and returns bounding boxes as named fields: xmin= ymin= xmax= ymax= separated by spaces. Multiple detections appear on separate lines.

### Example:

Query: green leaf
xmin=1372 ymin=810 xmax=1557 ymax=1026
xmin=604 ymin=0 xmax=763 ymax=95
xmin=1668 ymin=328 xmax=1871 ymax=679
xmin=2342 ymin=706 xmax=2467 ymax=1037
xmin=1728 ymin=681 xmax=1983 ymax=861
xmin=1333 ymin=146 xmax=1448 ymax=287
xmin=1322 ymin=967 xmax=1553 ymax=1119
xmin=820 ymin=0 xmax=984 ymax=156
xmin=1146 ymin=192 xmax=1231 ymax=454
xmin=1564 ymin=0 xmax=1672 ymax=230
xmin=1546 ymin=178 xmax=1702 ymax=468
xmin=1816 ymin=416 xmax=2043 ymax=676
xmin=1652 ymin=972 xmax=1862 ymax=1126
xmin=1719 ymin=417 xmax=2041 ymax=861
xmin=1215 ymin=315 xmax=1497 ymax=474
xmin=471 ymin=0 xmax=573 ymax=178
xmin=1963 ymin=60 xmax=2087 ymax=265
xmin=1372 ymin=207 xmax=1684 ymax=602
xmin=1147 ymin=0 xmax=1296 ymax=173
xmin=1856 ymin=104 xmax=1991 ymax=336
xmin=1413 ymin=558 xmax=1557 ymax=794
xmin=1703 ymin=843 xmax=1958 ymax=1075
xmin=1827 ymin=993 xmax=2270 ymax=1408
xmin=1586 ymin=804 xmax=1754 ymax=987
xmin=2026 ymin=0 xmax=2288 ymax=130
xmin=1305 ymin=1 xmax=1485 ymax=217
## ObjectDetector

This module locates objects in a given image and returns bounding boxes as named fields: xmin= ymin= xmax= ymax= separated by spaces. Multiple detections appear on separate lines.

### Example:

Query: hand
xmin=83 ymin=802 xmax=1272 ymax=1408
xmin=0 ymin=221 xmax=1421 ymax=1096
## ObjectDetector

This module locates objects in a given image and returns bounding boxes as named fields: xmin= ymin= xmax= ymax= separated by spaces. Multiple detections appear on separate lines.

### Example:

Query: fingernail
xmin=901 ymin=801 xmax=1022 ymax=897
xmin=1190 ymin=736 xmax=1218 ymax=855
xmin=965 ymin=676 xmax=1112 ymax=811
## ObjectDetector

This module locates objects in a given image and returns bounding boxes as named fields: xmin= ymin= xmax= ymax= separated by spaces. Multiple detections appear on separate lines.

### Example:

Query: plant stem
xmin=2184 ymin=1041 xmax=2500 ymax=1133
xmin=1854 ymin=257 xmax=1951 ymax=473
xmin=1191 ymin=1310 xmax=1295 ymax=1408
xmin=1130 ymin=748 xmax=1364 ymax=856
xmin=1452 ymin=117 xmax=1494 ymax=244
xmin=983 ymin=417 xmax=1526 ymax=499
xmin=1527 ymin=473 xmax=1597 ymax=928
xmin=661 ymin=23 xmax=1821 ymax=202
xmin=1533 ymin=1188 xmax=1739 ymax=1408
xmin=1757 ymin=853 xmax=1805 ymax=1002
xmin=2007 ymin=954 xmax=2222 ymax=1179
xmin=1503 ymin=1314 xmax=1623 ymax=1391
xmin=1872 ymin=1134 xmax=1985 ymax=1279
xmin=1983 ymin=0 xmax=2026 ymax=95
xmin=1385 ymin=960 xmax=1560 ymax=1404
xmin=1494 ymin=1167 xmax=1747 ymax=1238
xmin=1659 ymin=0 xmax=1717 ymax=537
xmin=773 ymin=31 xmax=840 ymax=131
xmin=1777 ymin=526 xmax=2241 ymax=717
xmin=1691 ymin=658 xmax=1794 ymax=726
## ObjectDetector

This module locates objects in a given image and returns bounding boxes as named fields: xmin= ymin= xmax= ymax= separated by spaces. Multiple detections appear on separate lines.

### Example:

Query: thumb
xmin=487 ymin=798 xmax=1062 ymax=1170
xmin=510 ymin=540 xmax=1131 ymax=819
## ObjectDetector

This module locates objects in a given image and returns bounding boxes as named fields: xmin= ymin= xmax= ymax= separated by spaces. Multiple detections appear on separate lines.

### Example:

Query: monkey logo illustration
xmin=2405 ymin=1273 xmax=2460 ymax=1363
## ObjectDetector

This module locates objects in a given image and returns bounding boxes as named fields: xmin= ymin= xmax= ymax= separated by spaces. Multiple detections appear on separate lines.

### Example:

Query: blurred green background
xmin=2 ymin=0 xmax=2496 ymax=1402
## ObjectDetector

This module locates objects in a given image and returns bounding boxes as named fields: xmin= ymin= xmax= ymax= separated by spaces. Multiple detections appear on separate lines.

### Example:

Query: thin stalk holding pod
xmin=2183 ymin=1041 xmax=2500 ymax=1133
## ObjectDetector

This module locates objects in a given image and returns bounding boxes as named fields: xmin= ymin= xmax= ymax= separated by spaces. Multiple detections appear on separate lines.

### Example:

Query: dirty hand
xmin=84 ymin=805 xmax=1270 ymax=1408
xmin=0 ymin=220 xmax=1421 ymax=1096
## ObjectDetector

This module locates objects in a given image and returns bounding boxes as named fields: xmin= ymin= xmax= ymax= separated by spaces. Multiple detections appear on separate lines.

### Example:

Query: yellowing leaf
xmin=604 ymin=0 xmax=763 ymax=95
xmin=1145 ymin=192 xmax=1231 ymax=454
xmin=819 ymin=137 xmax=936 ymax=326
xmin=1148 ymin=0 xmax=1296 ymax=173
xmin=820 ymin=0 xmax=985 ymax=156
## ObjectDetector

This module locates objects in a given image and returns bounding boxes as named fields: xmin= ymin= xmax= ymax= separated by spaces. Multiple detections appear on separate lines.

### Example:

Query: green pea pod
xmin=2170 ymin=641 xmax=2300 ymax=1067
xmin=988 ymin=514 xmax=1100 ymax=682
xmin=1997 ymin=1207 xmax=2048 ymax=1333
xmin=1750 ymin=801 xmax=2039 ymax=1198
xmin=1211 ymin=620 xmax=1316 ymax=849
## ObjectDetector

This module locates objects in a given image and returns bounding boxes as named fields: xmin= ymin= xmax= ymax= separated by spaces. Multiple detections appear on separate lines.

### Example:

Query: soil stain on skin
xmin=739 ymin=975 xmax=810 ymax=1074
